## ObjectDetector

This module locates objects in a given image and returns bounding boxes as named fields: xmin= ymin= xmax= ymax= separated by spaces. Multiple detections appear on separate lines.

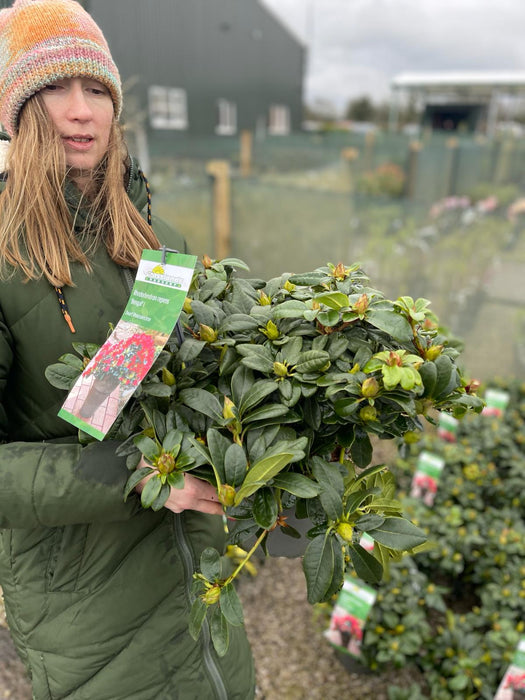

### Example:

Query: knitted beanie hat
xmin=0 ymin=0 xmax=122 ymax=136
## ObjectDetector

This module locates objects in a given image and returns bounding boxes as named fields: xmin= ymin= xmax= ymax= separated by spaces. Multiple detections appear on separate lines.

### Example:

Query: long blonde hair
xmin=0 ymin=93 xmax=160 ymax=287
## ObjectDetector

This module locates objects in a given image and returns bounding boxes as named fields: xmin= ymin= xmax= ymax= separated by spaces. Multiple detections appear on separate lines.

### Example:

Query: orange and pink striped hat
xmin=0 ymin=0 xmax=122 ymax=136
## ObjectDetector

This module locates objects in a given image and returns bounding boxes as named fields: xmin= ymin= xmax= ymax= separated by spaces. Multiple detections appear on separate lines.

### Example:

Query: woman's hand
xmin=135 ymin=457 xmax=223 ymax=516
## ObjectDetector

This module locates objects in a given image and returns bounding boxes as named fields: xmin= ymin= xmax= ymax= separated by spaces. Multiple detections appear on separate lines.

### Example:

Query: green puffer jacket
xmin=0 ymin=160 xmax=255 ymax=700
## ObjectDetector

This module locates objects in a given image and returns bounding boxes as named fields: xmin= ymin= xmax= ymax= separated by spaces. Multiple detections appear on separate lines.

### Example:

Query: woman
xmin=0 ymin=1 xmax=255 ymax=698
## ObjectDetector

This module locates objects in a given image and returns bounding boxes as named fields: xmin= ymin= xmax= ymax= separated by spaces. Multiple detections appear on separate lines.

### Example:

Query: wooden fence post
xmin=240 ymin=130 xmax=253 ymax=176
xmin=406 ymin=140 xmax=422 ymax=200
xmin=493 ymin=138 xmax=513 ymax=184
xmin=445 ymin=137 xmax=459 ymax=196
xmin=364 ymin=131 xmax=375 ymax=171
xmin=206 ymin=160 xmax=231 ymax=260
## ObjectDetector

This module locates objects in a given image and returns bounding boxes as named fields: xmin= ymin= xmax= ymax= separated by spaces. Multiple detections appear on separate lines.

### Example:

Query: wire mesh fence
xmin=149 ymin=129 xmax=525 ymax=382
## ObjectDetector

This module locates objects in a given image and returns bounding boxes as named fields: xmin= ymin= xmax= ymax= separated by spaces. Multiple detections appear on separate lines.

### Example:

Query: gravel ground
xmin=1 ymin=556 xmax=422 ymax=700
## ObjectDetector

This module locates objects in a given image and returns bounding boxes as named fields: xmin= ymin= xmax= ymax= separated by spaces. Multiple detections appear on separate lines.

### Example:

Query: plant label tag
xmin=359 ymin=533 xmax=375 ymax=551
xmin=493 ymin=635 xmax=525 ymax=699
xmin=324 ymin=577 xmax=377 ymax=659
xmin=58 ymin=250 xmax=197 ymax=440
xmin=410 ymin=451 xmax=445 ymax=507
xmin=482 ymin=388 xmax=510 ymax=418
xmin=437 ymin=412 xmax=459 ymax=442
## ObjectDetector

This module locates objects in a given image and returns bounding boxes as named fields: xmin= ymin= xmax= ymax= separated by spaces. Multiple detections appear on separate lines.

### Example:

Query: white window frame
xmin=216 ymin=99 xmax=237 ymax=135
xmin=148 ymin=86 xmax=188 ymax=130
xmin=268 ymin=104 xmax=290 ymax=135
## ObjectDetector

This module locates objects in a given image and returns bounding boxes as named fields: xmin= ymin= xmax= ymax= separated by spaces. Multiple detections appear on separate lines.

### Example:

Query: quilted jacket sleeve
xmin=0 ymin=313 xmax=141 ymax=530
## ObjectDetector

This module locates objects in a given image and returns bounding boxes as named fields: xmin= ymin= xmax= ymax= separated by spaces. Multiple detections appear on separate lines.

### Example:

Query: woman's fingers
xmin=135 ymin=461 xmax=223 ymax=515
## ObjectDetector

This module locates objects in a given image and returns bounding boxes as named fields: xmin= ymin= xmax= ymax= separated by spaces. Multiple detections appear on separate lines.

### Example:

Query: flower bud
xmin=359 ymin=405 xmax=377 ymax=422
xmin=283 ymin=279 xmax=296 ymax=292
xmin=332 ymin=262 xmax=348 ymax=280
xmin=336 ymin=522 xmax=354 ymax=542
xmin=353 ymin=293 xmax=369 ymax=316
xmin=273 ymin=361 xmax=289 ymax=378
xmin=387 ymin=351 xmax=402 ymax=367
xmin=223 ymin=396 xmax=236 ymax=420
xmin=199 ymin=324 xmax=218 ymax=343
xmin=162 ymin=367 xmax=176 ymax=386
xmin=361 ymin=377 xmax=379 ymax=397
xmin=202 ymin=254 xmax=213 ymax=269
xmin=258 ymin=291 xmax=271 ymax=306
xmin=263 ymin=320 xmax=280 ymax=340
xmin=424 ymin=344 xmax=443 ymax=361
xmin=182 ymin=297 xmax=193 ymax=314
xmin=202 ymin=585 xmax=221 ymax=606
xmin=155 ymin=451 xmax=176 ymax=475
xmin=218 ymin=483 xmax=236 ymax=507
xmin=403 ymin=431 xmax=420 ymax=444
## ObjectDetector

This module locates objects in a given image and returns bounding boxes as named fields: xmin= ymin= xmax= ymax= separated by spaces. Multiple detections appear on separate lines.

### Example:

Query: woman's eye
xmin=43 ymin=84 xmax=59 ymax=91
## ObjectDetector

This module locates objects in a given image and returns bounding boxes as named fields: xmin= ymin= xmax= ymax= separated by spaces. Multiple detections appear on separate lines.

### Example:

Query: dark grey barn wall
xmin=87 ymin=0 xmax=304 ymax=134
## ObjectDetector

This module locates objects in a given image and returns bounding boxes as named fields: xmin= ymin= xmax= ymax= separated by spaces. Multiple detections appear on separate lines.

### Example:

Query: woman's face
xmin=39 ymin=77 xmax=114 ymax=189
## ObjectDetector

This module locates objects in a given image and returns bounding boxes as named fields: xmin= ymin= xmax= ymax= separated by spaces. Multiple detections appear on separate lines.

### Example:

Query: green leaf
xmin=57 ymin=353 xmax=84 ymax=371
xmin=151 ymin=482 xmax=171 ymax=511
xmin=219 ymin=583 xmax=244 ymax=627
xmin=133 ymin=435 xmax=159 ymax=460
xmin=72 ymin=342 xmax=99 ymax=359
xmin=448 ymin=675 xmax=469 ymax=691
xmin=354 ymin=463 xmax=388 ymax=484
xmin=140 ymin=475 xmax=162 ymax=508
xmin=310 ymin=457 xmax=344 ymax=494
xmin=418 ymin=361 xmax=438 ymax=398
xmin=189 ymin=299 xmax=217 ymax=327
xmin=142 ymin=382 xmax=172 ymax=398
xmin=271 ymin=473 xmax=321 ymax=498
xmin=234 ymin=452 xmax=295 ymax=504
xmin=253 ymin=487 xmax=278 ymax=529
xmin=189 ymin=597 xmax=207 ymax=641
xmin=237 ymin=344 xmax=275 ymax=373
xmin=370 ymin=517 xmax=427 ymax=551
xmin=162 ymin=429 xmax=183 ymax=453
xmin=317 ymin=310 xmax=340 ymax=327
xmin=303 ymin=534 xmax=335 ymax=604
xmin=224 ymin=443 xmax=247 ymax=487
xmin=219 ymin=314 xmax=260 ymax=332
xmin=349 ymin=544 xmax=383 ymax=584
xmin=230 ymin=364 xmax=254 ymax=407
xmin=210 ymin=606 xmax=229 ymax=657
xmin=179 ymin=338 xmax=207 ymax=363
xmin=433 ymin=354 xmax=457 ymax=398
xmin=219 ymin=257 xmax=251 ymax=270
xmin=123 ymin=467 xmax=153 ymax=500
xmin=200 ymin=547 xmax=222 ymax=581
xmin=294 ymin=350 xmax=331 ymax=374
xmin=180 ymin=388 xmax=224 ymax=421
xmin=238 ymin=380 xmax=277 ymax=417
xmin=288 ymin=272 xmax=328 ymax=286
xmin=314 ymin=291 xmax=349 ymax=310
xmin=272 ymin=300 xmax=308 ymax=319
xmin=167 ymin=471 xmax=185 ymax=489
xmin=44 ymin=363 xmax=81 ymax=390
xmin=206 ymin=429 xmax=231 ymax=483
xmin=350 ymin=431 xmax=373 ymax=468
xmin=242 ymin=403 xmax=290 ymax=424
xmin=366 ymin=308 xmax=413 ymax=344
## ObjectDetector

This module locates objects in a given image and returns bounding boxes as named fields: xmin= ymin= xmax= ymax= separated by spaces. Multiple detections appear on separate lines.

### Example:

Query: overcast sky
xmin=260 ymin=0 xmax=525 ymax=115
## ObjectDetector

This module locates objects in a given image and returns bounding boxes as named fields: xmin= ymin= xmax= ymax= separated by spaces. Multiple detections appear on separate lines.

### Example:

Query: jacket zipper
xmin=173 ymin=515 xmax=228 ymax=700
